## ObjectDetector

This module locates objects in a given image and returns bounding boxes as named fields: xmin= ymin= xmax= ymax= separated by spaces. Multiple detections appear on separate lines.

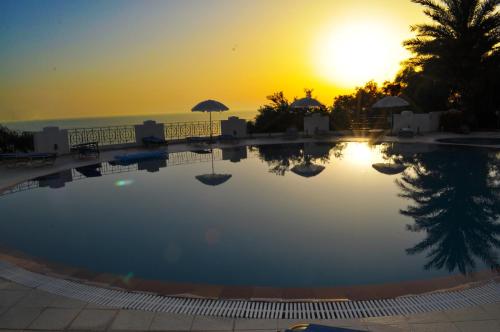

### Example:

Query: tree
xmin=403 ymin=0 xmax=500 ymax=127
xmin=0 ymin=125 xmax=34 ymax=152
xmin=331 ymin=81 xmax=387 ymax=129
xmin=250 ymin=90 xmax=328 ymax=133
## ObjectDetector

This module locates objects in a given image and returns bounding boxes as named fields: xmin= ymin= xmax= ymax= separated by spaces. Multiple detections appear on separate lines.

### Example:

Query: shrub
xmin=0 ymin=125 xmax=34 ymax=152
xmin=330 ymin=108 xmax=352 ymax=130
xmin=439 ymin=110 xmax=467 ymax=133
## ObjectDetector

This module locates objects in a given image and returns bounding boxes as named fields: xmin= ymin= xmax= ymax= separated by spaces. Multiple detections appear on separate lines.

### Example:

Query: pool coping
xmin=0 ymin=259 xmax=499 ymax=319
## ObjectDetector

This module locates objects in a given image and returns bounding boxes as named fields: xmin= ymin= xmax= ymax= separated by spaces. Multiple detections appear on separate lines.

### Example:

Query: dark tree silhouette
xmin=394 ymin=146 xmax=500 ymax=274
xmin=331 ymin=81 xmax=389 ymax=130
xmin=403 ymin=0 xmax=500 ymax=127
xmin=0 ymin=125 xmax=34 ymax=152
xmin=249 ymin=91 xmax=328 ymax=133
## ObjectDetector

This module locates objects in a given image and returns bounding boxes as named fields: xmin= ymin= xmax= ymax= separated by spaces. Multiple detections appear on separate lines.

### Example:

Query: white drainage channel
xmin=1 ymin=261 xmax=498 ymax=319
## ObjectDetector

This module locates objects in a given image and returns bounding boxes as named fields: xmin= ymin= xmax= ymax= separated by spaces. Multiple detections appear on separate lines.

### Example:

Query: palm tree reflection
xmin=390 ymin=145 xmax=500 ymax=275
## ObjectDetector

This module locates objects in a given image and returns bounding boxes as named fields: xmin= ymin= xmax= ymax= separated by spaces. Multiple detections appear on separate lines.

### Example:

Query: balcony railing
xmin=165 ymin=121 xmax=221 ymax=140
xmin=67 ymin=120 xmax=222 ymax=147
xmin=68 ymin=125 xmax=136 ymax=146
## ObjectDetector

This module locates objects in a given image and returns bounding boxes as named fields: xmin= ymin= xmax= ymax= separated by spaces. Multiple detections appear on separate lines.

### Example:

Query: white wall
xmin=392 ymin=111 xmax=442 ymax=133
xmin=221 ymin=117 xmax=247 ymax=137
xmin=134 ymin=120 xmax=165 ymax=144
xmin=34 ymin=127 xmax=70 ymax=155
xmin=304 ymin=114 xmax=329 ymax=135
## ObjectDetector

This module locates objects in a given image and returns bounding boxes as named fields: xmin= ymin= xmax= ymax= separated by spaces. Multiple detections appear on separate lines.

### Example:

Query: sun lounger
xmin=186 ymin=136 xmax=211 ymax=148
xmin=0 ymin=152 xmax=56 ymax=168
xmin=142 ymin=136 xmax=168 ymax=147
xmin=70 ymin=142 xmax=100 ymax=159
xmin=398 ymin=128 xmax=415 ymax=138
xmin=217 ymin=134 xmax=238 ymax=143
xmin=186 ymin=136 xmax=210 ymax=143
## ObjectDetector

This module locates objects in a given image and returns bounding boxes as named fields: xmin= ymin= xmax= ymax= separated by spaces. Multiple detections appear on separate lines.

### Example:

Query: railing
xmin=66 ymin=120 xmax=222 ymax=147
xmin=68 ymin=125 xmax=136 ymax=146
xmin=165 ymin=121 xmax=221 ymax=140
xmin=350 ymin=116 xmax=389 ymax=130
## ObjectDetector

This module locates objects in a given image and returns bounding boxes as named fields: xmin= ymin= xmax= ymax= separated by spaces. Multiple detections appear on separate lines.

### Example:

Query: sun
xmin=314 ymin=21 xmax=407 ymax=87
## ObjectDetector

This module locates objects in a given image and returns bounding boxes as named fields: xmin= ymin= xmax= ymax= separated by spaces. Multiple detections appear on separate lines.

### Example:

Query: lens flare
xmin=115 ymin=179 xmax=134 ymax=187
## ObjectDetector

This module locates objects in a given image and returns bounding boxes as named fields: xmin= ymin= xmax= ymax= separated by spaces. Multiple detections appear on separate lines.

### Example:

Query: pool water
xmin=0 ymin=142 xmax=499 ymax=288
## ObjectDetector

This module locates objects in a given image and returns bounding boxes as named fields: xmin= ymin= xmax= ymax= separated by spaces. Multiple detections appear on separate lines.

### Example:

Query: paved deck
xmin=1 ymin=278 xmax=499 ymax=331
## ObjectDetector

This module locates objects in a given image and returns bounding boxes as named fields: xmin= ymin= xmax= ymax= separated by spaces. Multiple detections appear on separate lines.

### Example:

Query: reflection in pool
xmin=0 ymin=142 xmax=498 ymax=288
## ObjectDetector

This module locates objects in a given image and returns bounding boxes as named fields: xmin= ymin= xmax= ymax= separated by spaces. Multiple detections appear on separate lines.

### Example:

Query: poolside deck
xmin=1 ymin=277 xmax=499 ymax=331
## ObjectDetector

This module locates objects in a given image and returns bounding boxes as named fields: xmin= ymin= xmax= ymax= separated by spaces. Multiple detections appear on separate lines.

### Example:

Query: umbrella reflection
xmin=195 ymin=148 xmax=232 ymax=186
xmin=291 ymin=161 xmax=325 ymax=178
xmin=371 ymin=163 xmax=407 ymax=175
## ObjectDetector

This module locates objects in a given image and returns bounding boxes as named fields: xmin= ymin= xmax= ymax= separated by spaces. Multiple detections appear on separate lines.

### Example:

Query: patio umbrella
xmin=290 ymin=91 xmax=323 ymax=109
xmin=195 ymin=148 xmax=232 ymax=186
xmin=192 ymin=100 xmax=229 ymax=140
xmin=371 ymin=163 xmax=407 ymax=175
xmin=291 ymin=161 xmax=325 ymax=178
xmin=372 ymin=96 xmax=410 ymax=134
xmin=372 ymin=96 xmax=409 ymax=109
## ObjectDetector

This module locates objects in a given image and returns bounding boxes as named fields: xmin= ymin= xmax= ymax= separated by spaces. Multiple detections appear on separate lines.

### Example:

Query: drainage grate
xmin=0 ymin=261 xmax=498 ymax=319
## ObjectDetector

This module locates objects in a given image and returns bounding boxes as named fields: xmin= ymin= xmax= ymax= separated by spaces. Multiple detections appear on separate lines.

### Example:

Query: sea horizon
xmin=1 ymin=110 xmax=258 ymax=132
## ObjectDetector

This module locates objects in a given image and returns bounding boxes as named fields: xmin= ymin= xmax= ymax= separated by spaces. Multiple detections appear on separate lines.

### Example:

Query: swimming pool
xmin=0 ymin=142 xmax=499 ymax=292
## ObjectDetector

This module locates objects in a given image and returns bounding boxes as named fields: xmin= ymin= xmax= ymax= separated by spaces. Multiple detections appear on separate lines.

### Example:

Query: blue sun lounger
xmin=142 ymin=136 xmax=168 ymax=147
xmin=113 ymin=150 xmax=167 ymax=165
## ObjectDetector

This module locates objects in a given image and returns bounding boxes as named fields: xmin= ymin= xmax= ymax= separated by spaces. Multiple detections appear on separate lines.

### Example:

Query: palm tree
xmin=403 ymin=0 xmax=500 ymax=126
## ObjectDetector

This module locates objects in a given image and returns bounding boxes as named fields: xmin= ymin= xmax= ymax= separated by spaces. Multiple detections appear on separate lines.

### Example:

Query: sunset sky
xmin=0 ymin=0 xmax=426 ymax=122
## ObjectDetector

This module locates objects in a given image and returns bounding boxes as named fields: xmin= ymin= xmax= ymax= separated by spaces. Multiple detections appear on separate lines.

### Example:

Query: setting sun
xmin=314 ymin=21 xmax=409 ymax=87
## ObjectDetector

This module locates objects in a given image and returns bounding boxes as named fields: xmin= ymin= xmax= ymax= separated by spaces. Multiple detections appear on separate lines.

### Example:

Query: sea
xmin=1 ymin=110 xmax=257 ymax=132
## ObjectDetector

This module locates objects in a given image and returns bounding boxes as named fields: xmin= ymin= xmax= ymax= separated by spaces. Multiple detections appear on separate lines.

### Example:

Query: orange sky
xmin=0 ymin=0 xmax=426 ymax=122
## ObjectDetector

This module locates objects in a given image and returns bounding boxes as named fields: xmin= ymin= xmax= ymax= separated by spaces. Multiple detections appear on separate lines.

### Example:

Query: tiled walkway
xmin=1 ymin=278 xmax=499 ymax=331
